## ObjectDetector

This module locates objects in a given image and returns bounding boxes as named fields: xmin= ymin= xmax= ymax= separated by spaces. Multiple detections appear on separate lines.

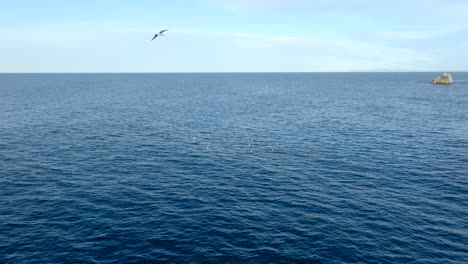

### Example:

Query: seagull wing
xmin=159 ymin=29 xmax=168 ymax=34
xmin=151 ymin=34 xmax=158 ymax=41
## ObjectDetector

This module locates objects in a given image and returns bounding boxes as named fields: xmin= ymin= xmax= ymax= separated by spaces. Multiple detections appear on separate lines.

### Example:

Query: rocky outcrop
xmin=432 ymin=73 xmax=453 ymax=85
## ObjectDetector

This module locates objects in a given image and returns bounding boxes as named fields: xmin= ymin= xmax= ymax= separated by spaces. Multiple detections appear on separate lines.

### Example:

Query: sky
xmin=1 ymin=0 xmax=467 ymax=72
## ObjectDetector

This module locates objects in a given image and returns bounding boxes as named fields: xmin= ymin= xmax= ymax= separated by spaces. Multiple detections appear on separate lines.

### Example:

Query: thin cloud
xmin=212 ymin=0 xmax=307 ymax=12
xmin=369 ymin=27 xmax=465 ymax=41
xmin=171 ymin=28 xmax=434 ymax=71
xmin=213 ymin=0 xmax=468 ymax=19
xmin=172 ymin=28 xmax=302 ymax=45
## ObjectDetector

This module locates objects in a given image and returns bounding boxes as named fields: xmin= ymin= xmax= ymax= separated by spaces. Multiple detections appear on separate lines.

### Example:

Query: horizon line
xmin=1 ymin=71 xmax=466 ymax=74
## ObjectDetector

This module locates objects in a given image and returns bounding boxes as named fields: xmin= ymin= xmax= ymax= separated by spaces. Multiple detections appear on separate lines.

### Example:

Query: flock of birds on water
xmin=152 ymin=29 xmax=168 ymax=40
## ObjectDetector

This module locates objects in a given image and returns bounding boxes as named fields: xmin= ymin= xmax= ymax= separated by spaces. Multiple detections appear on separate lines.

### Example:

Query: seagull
xmin=152 ymin=29 xmax=168 ymax=40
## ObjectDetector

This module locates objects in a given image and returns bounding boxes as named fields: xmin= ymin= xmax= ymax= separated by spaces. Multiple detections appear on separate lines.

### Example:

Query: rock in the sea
xmin=432 ymin=73 xmax=453 ymax=85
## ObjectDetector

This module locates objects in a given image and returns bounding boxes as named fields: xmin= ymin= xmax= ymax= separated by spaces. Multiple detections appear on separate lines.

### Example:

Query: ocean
xmin=0 ymin=73 xmax=467 ymax=263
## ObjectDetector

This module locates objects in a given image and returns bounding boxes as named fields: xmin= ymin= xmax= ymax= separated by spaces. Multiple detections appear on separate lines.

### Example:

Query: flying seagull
xmin=152 ymin=30 xmax=168 ymax=40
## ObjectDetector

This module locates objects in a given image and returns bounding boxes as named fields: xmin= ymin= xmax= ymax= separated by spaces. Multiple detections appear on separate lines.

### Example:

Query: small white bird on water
xmin=152 ymin=29 xmax=168 ymax=40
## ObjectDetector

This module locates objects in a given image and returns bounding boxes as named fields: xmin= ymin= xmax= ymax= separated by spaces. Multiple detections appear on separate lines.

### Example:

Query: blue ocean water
xmin=0 ymin=73 xmax=467 ymax=263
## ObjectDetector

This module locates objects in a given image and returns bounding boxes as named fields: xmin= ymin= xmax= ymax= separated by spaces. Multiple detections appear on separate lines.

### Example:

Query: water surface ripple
xmin=1 ymin=73 xmax=467 ymax=263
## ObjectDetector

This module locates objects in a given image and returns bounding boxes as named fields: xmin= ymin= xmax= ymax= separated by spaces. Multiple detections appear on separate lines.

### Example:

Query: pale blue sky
xmin=1 ymin=0 xmax=467 ymax=72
